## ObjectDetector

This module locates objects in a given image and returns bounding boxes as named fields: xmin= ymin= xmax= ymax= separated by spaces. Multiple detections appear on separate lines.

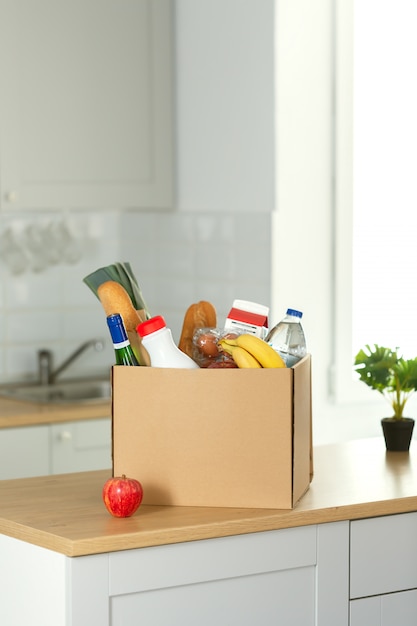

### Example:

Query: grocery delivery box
xmin=112 ymin=354 xmax=312 ymax=509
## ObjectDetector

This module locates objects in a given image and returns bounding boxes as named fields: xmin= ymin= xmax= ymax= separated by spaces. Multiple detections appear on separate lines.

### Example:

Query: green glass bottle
xmin=106 ymin=314 xmax=139 ymax=366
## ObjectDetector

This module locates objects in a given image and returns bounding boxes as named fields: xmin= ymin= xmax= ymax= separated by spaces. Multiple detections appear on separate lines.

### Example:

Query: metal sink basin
xmin=0 ymin=378 xmax=111 ymax=405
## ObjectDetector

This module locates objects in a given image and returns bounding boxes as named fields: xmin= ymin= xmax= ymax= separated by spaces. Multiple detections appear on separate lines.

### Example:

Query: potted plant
xmin=354 ymin=344 xmax=417 ymax=451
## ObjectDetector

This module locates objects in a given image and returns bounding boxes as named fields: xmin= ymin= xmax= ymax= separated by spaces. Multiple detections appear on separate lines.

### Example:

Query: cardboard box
xmin=112 ymin=355 xmax=312 ymax=509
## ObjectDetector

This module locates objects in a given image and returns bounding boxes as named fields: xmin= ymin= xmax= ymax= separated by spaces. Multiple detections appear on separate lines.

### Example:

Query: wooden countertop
xmin=0 ymin=437 xmax=417 ymax=557
xmin=0 ymin=395 xmax=111 ymax=428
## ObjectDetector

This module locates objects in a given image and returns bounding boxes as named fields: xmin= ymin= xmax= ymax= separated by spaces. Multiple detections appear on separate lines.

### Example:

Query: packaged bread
xmin=178 ymin=301 xmax=217 ymax=358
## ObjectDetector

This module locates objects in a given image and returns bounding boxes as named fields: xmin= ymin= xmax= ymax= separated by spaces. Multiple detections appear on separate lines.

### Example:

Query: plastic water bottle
xmin=137 ymin=315 xmax=199 ymax=369
xmin=265 ymin=309 xmax=307 ymax=367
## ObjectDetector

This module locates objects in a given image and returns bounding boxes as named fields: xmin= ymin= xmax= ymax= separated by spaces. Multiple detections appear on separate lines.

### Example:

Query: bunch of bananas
xmin=218 ymin=334 xmax=286 ymax=369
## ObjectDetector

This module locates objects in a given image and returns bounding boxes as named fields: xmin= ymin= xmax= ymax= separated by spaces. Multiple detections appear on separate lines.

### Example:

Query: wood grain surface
xmin=0 ymin=437 xmax=416 ymax=557
xmin=0 ymin=395 xmax=111 ymax=428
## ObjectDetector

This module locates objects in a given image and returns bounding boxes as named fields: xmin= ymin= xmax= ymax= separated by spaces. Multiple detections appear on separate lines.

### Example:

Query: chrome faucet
xmin=38 ymin=339 xmax=105 ymax=385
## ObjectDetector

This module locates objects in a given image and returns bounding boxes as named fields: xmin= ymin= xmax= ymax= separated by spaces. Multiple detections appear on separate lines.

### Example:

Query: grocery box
xmin=111 ymin=354 xmax=313 ymax=509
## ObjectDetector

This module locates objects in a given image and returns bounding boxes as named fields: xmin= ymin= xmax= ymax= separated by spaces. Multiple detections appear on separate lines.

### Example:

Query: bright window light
xmin=352 ymin=0 xmax=417 ymax=359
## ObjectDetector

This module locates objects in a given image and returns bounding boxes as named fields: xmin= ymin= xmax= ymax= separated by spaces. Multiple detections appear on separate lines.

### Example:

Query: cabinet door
xmin=0 ymin=0 xmax=173 ymax=211
xmin=51 ymin=418 xmax=111 ymax=474
xmin=350 ymin=512 xmax=417 ymax=598
xmin=350 ymin=589 xmax=417 ymax=626
xmin=0 ymin=425 xmax=49 ymax=478
xmin=111 ymin=567 xmax=315 ymax=626
xmin=109 ymin=526 xmax=317 ymax=626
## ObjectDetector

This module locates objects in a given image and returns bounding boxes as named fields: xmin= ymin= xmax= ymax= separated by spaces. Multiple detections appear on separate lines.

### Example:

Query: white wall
xmin=272 ymin=0 xmax=336 ymax=443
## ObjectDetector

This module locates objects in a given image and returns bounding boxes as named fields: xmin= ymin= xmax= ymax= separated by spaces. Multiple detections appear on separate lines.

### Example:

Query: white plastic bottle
xmin=137 ymin=315 xmax=199 ymax=368
xmin=265 ymin=308 xmax=307 ymax=367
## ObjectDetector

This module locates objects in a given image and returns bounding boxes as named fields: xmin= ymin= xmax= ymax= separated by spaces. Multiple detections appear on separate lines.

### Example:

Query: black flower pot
xmin=381 ymin=417 xmax=415 ymax=451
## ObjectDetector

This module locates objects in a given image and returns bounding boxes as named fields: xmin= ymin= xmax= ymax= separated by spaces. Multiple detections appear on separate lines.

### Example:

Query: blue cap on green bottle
xmin=107 ymin=314 xmax=128 ymax=343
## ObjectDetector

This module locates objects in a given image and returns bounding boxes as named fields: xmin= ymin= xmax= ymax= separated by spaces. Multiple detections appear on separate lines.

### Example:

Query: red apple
xmin=102 ymin=474 xmax=143 ymax=518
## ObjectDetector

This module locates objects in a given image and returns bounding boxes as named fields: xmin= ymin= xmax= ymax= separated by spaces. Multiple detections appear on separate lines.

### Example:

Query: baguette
xmin=97 ymin=281 xmax=150 ymax=365
xmin=178 ymin=301 xmax=217 ymax=358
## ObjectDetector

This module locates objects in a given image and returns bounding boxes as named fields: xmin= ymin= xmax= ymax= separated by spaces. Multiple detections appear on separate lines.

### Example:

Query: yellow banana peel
xmin=220 ymin=334 xmax=286 ymax=369
xmin=218 ymin=340 xmax=262 ymax=368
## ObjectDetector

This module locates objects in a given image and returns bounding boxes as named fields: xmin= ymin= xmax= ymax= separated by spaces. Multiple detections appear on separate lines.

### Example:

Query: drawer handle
xmin=58 ymin=431 xmax=72 ymax=441
xmin=5 ymin=191 xmax=17 ymax=203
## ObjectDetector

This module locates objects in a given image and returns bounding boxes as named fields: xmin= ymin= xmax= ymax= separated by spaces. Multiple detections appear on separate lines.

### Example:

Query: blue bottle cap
xmin=286 ymin=308 xmax=303 ymax=318
xmin=107 ymin=314 xmax=128 ymax=343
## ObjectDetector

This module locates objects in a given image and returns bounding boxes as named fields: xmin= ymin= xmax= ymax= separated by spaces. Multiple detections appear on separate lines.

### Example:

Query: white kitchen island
xmin=1 ymin=438 xmax=417 ymax=626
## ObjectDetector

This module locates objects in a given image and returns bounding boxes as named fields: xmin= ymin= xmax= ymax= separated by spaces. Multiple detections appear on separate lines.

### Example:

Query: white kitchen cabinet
xmin=51 ymin=418 xmax=111 ymax=474
xmin=0 ymin=424 xmax=49 ymax=478
xmin=3 ymin=439 xmax=417 ymax=625
xmin=109 ymin=526 xmax=317 ymax=626
xmin=350 ymin=590 xmax=417 ymax=626
xmin=0 ymin=418 xmax=111 ymax=479
xmin=0 ymin=522 xmax=348 ymax=626
xmin=0 ymin=0 xmax=173 ymax=211
xmin=350 ymin=512 xmax=417 ymax=598
xmin=350 ymin=512 xmax=417 ymax=626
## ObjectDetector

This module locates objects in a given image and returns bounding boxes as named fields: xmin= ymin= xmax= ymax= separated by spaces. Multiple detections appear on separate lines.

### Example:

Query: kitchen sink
xmin=0 ymin=378 xmax=111 ymax=405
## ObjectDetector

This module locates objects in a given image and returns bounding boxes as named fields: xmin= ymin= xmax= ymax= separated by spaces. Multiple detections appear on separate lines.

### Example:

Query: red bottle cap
xmin=137 ymin=315 xmax=167 ymax=337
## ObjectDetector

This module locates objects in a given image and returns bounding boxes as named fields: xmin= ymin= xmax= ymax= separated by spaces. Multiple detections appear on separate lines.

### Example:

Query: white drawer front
xmin=109 ymin=525 xmax=317 ymax=595
xmin=350 ymin=512 xmax=417 ymax=598
xmin=350 ymin=589 xmax=417 ymax=626
xmin=110 ymin=566 xmax=315 ymax=626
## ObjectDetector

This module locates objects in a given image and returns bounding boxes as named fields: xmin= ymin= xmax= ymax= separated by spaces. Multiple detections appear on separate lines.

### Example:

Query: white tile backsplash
xmin=0 ymin=211 xmax=119 ymax=382
xmin=156 ymin=212 xmax=196 ymax=243
xmin=154 ymin=242 xmax=196 ymax=278
xmin=195 ymin=214 xmax=235 ymax=244
xmin=7 ymin=270 xmax=63 ymax=308
xmin=0 ymin=209 xmax=271 ymax=382
xmin=61 ymin=308 xmax=108 ymax=343
xmin=121 ymin=210 xmax=272 ymax=342
xmin=194 ymin=242 xmax=236 ymax=279
xmin=8 ymin=310 xmax=63 ymax=344
xmin=151 ymin=274 xmax=196 ymax=311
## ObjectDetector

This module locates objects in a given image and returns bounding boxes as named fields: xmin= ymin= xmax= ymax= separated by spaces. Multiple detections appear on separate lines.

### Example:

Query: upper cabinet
xmin=0 ymin=0 xmax=173 ymax=211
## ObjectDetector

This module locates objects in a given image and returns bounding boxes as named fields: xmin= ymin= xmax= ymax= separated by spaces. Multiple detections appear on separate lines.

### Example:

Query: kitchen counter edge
xmin=0 ymin=438 xmax=416 ymax=557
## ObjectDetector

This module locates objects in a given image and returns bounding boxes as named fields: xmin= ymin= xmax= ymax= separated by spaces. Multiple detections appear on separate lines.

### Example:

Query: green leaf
xmin=353 ymin=343 xmax=417 ymax=419
xmin=83 ymin=262 xmax=151 ymax=319
xmin=393 ymin=359 xmax=417 ymax=392
xmin=113 ymin=262 xmax=150 ymax=315
xmin=83 ymin=267 xmax=119 ymax=297
xmin=353 ymin=344 xmax=397 ymax=392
